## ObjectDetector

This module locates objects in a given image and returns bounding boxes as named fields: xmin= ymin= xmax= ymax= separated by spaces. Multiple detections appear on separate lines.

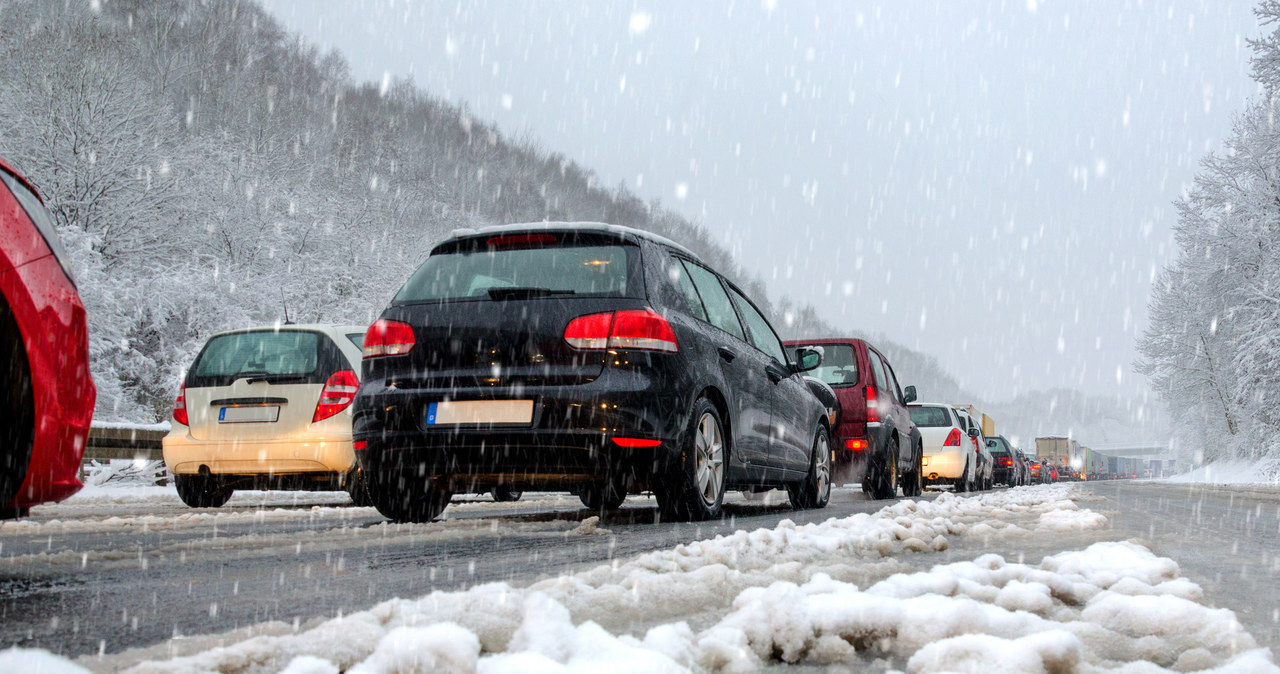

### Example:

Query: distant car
xmin=162 ymin=324 xmax=369 ymax=508
xmin=952 ymin=406 xmax=993 ymax=491
xmin=986 ymin=435 xmax=1020 ymax=486
xmin=354 ymin=223 xmax=833 ymax=523
xmin=784 ymin=338 xmax=922 ymax=500
xmin=1029 ymin=456 xmax=1045 ymax=483
xmin=0 ymin=159 xmax=96 ymax=517
xmin=1014 ymin=448 xmax=1033 ymax=485
xmin=908 ymin=402 xmax=981 ymax=492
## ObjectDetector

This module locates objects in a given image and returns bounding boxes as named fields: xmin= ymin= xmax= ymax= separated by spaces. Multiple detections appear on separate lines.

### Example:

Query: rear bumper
xmin=921 ymin=448 xmax=967 ymax=481
xmin=162 ymin=430 xmax=356 ymax=476
xmin=353 ymin=363 xmax=693 ymax=491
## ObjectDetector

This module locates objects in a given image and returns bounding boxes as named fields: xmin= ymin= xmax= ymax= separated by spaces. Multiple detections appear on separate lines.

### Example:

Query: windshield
xmin=908 ymin=405 xmax=952 ymax=427
xmin=795 ymin=344 xmax=858 ymax=387
xmin=394 ymin=242 xmax=636 ymax=303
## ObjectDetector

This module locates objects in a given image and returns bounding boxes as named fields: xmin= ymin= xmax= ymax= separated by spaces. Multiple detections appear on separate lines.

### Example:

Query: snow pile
xmin=1164 ymin=458 xmax=1280 ymax=486
xmin=13 ymin=485 xmax=1271 ymax=673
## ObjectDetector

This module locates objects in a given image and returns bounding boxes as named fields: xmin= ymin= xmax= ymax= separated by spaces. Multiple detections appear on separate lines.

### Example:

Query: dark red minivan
xmin=784 ymin=338 xmax=922 ymax=500
xmin=0 ymin=158 xmax=96 ymax=517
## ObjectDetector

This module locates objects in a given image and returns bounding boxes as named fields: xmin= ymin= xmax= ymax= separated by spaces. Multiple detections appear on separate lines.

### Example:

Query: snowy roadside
xmin=3 ymin=484 xmax=1273 ymax=673
xmin=1160 ymin=458 xmax=1280 ymax=487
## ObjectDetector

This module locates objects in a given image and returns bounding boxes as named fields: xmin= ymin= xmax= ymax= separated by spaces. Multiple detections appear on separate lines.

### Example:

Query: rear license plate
xmin=426 ymin=400 xmax=534 ymax=426
xmin=219 ymin=406 xmax=280 ymax=423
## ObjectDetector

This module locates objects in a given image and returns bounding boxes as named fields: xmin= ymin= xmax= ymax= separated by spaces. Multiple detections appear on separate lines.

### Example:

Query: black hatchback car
xmin=353 ymin=223 xmax=833 ymax=522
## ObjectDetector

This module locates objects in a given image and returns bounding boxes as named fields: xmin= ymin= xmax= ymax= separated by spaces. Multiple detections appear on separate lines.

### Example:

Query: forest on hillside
xmin=0 ymin=0 xmax=1154 ymax=449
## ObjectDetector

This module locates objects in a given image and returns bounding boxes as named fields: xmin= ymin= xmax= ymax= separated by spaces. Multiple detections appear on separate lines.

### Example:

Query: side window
xmin=876 ymin=352 xmax=904 ymax=400
xmin=669 ymin=258 xmax=708 ymax=322
xmin=682 ymin=261 xmax=746 ymax=342
xmin=727 ymin=287 xmax=787 ymax=364
xmin=869 ymin=351 xmax=888 ymax=389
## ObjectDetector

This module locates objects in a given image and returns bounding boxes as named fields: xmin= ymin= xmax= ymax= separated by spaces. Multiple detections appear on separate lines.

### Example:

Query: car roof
xmin=0 ymin=157 xmax=43 ymax=204
xmin=442 ymin=221 xmax=702 ymax=261
xmin=783 ymin=337 xmax=868 ymax=347
xmin=208 ymin=324 xmax=367 ymax=339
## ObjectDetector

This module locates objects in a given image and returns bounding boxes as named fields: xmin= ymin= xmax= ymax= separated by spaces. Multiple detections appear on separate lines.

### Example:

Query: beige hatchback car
xmin=162 ymin=324 xmax=368 ymax=508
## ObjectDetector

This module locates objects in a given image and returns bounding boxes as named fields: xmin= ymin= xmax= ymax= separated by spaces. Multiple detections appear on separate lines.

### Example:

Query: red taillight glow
xmin=845 ymin=438 xmax=869 ymax=451
xmin=313 ymin=370 xmax=360 ymax=422
xmin=353 ymin=440 xmax=368 ymax=450
xmin=999 ymin=457 xmax=1012 ymax=466
xmin=865 ymin=385 xmax=880 ymax=423
xmin=565 ymin=309 xmax=678 ymax=352
xmin=173 ymin=383 xmax=188 ymax=426
xmin=943 ymin=428 xmax=962 ymax=446
xmin=363 ymin=319 xmax=416 ymax=358
xmin=612 ymin=437 xmax=662 ymax=448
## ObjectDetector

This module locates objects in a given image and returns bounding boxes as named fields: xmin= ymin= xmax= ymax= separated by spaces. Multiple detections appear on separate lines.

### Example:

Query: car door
xmin=726 ymin=285 xmax=811 ymax=474
xmin=679 ymin=260 xmax=772 ymax=474
xmin=873 ymin=350 xmax=915 ymax=475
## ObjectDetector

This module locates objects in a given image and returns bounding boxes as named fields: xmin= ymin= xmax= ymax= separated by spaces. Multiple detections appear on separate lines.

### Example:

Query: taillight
xmin=865 ymin=385 xmax=880 ymax=423
xmin=845 ymin=438 xmax=868 ymax=451
xmin=943 ymin=428 xmax=962 ymax=446
xmin=565 ymin=309 xmax=678 ymax=352
xmin=363 ymin=319 xmax=416 ymax=358
xmin=612 ymin=437 xmax=662 ymax=447
xmin=173 ymin=383 xmax=188 ymax=426
xmin=313 ymin=370 xmax=359 ymax=422
xmin=999 ymin=457 xmax=1012 ymax=466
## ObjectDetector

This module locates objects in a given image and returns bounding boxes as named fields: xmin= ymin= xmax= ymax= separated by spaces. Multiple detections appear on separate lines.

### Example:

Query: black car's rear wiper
xmin=486 ymin=287 xmax=577 ymax=300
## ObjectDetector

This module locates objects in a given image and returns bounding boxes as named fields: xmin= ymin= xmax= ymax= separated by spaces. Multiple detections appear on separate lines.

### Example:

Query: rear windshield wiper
xmin=486 ymin=287 xmax=576 ymax=300
xmin=231 ymin=370 xmax=276 ymax=384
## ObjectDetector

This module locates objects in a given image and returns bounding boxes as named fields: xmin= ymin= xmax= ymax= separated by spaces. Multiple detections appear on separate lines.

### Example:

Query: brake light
xmin=999 ymin=457 xmax=1012 ymax=466
xmin=865 ymin=385 xmax=880 ymax=423
xmin=943 ymin=428 xmax=962 ymax=446
xmin=363 ymin=319 xmax=416 ymax=358
xmin=612 ymin=437 xmax=662 ymax=447
xmin=845 ymin=438 xmax=868 ymax=451
xmin=313 ymin=370 xmax=360 ymax=422
xmin=353 ymin=440 xmax=368 ymax=451
xmin=173 ymin=383 xmax=188 ymax=426
xmin=487 ymin=233 xmax=557 ymax=248
xmin=565 ymin=309 xmax=678 ymax=352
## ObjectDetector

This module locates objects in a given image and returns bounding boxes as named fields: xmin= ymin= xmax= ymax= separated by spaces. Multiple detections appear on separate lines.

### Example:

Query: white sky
xmin=259 ymin=0 xmax=1260 ymax=403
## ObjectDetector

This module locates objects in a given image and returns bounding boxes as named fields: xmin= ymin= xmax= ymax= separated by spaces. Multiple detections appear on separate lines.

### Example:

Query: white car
xmin=952 ymin=406 xmax=994 ymax=491
xmin=162 ymin=324 xmax=369 ymax=508
xmin=907 ymin=403 xmax=989 ymax=492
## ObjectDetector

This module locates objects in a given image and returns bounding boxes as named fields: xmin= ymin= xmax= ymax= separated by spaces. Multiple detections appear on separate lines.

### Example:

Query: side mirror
xmin=903 ymin=385 xmax=917 ymax=404
xmin=793 ymin=347 xmax=821 ymax=373
xmin=967 ymin=427 xmax=980 ymax=438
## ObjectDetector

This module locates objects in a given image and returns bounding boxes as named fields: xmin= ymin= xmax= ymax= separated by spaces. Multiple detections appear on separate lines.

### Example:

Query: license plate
xmin=426 ymin=400 xmax=533 ymax=426
xmin=219 ymin=406 xmax=280 ymax=423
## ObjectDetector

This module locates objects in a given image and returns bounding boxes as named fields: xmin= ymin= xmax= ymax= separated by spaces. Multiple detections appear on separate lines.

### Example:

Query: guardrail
xmin=84 ymin=425 xmax=166 ymax=462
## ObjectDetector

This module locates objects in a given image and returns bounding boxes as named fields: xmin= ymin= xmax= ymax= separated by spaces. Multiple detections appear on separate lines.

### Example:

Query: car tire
xmin=868 ymin=442 xmax=899 ymax=500
xmin=174 ymin=474 xmax=233 ymax=508
xmin=956 ymin=459 xmax=972 ymax=493
xmin=655 ymin=397 xmax=726 ymax=522
xmin=0 ymin=303 xmax=34 ymax=509
xmin=579 ymin=479 xmax=625 ymax=511
xmin=901 ymin=441 xmax=923 ymax=498
xmin=491 ymin=487 xmax=523 ymax=502
xmin=788 ymin=425 xmax=831 ymax=509
xmin=369 ymin=470 xmax=452 ymax=523
xmin=345 ymin=467 xmax=374 ymax=507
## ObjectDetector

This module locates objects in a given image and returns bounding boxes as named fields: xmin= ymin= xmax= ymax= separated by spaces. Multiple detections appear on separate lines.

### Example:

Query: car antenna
xmin=281 ymin=289 xmax=294 ymax=325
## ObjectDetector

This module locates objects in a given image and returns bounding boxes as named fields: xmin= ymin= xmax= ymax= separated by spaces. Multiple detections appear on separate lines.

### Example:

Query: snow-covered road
xmin=2 ymin=483 xmax=1276 ymax=673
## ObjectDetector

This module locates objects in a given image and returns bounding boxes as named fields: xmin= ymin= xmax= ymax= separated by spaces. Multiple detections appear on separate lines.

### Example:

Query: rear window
xmin=188 ymin=331 xmax=324 ymax=387
xmin=394 ymin=238 xmax=639 ymax=303
xmin=346 ymin=332 xmax=364 ymax=349
xmin=987 ymin=437 xmax=1010 ymax=454
xmin=795 ymin=344 xmax=859 ymax=387
xmin=909 ymin=405 xmax=952 ymax=427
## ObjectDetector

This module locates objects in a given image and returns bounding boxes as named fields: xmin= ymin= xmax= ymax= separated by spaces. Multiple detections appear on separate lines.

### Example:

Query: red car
xmin=784 ymin=338 xmax=922 ymax=500
xmin=0 ymin=158 xmax=95 ymax=517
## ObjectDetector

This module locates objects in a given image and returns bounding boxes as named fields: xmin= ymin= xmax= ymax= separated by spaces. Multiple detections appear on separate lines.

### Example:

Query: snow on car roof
xmin=448 ymin=221 xmax=702 ymax=261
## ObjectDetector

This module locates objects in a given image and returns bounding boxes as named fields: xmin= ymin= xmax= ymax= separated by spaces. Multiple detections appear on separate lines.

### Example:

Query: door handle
xmin=717 ymin=347 xmax=736 ymax=363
